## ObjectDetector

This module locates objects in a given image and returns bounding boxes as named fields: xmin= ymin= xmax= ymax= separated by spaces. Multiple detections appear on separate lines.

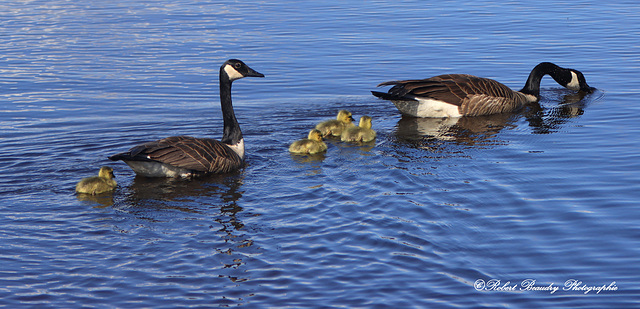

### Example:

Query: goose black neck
xmin=519 ymin=62 xmax=567 ymax=98
xmin=219 ymin=69 xmax=242 ymax=145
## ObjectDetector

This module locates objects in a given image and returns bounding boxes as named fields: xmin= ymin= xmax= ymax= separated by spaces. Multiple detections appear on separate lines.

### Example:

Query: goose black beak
xmin=246 ymin=68 xmax=265 ymax=78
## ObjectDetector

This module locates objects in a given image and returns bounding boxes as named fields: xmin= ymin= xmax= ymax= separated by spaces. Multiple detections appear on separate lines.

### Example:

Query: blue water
xmin=1 ymin=0 xmax=639 ymax=308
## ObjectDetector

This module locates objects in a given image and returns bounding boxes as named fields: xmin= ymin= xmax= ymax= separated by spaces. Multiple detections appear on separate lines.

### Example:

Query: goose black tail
xmin=371 ymin=91 xmax=417 ymax=101
xmin=108 ymin=153 xmax=129 ymax=161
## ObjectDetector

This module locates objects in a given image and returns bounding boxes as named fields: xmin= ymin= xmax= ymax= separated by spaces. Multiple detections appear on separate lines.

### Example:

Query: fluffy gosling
xmin=289 ymin=129 xmax=328 ymax=154
xmin=341 ymin=116 xmax=376 ymax=142
xmin=76 ymin=166 xmax=117 ymax=195
xmin=315 ymin=110 xmax=355 ymax=137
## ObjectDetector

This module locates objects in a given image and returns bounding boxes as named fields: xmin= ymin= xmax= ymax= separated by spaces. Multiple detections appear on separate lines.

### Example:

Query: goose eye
xmin=234 ymin=63 xmax=242 ymax=69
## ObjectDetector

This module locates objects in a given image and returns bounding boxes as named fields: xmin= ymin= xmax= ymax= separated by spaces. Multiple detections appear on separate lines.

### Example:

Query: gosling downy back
xmin=76 ymin=166 xmax=117 ymax=195
xmin=315 ymin=110 xmax=355 ymax=137
xmin=341 ymin=116 xmax=376 ymax=142
xmin=289 ymin=129 xmax=328 ymax=154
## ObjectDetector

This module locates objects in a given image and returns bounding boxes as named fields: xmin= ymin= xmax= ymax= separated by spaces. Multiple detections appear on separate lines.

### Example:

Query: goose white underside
xmin=392 ymin=98 xmax=462 ymax=118
xmin=124 ymin=161 xmax=195 ymax=178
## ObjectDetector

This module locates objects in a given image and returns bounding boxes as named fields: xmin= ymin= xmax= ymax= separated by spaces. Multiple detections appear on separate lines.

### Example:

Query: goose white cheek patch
xmin=224 ymin=65 xmax=245 ymax=81
xmin=566 ymin=71 xmax=580 ymax=91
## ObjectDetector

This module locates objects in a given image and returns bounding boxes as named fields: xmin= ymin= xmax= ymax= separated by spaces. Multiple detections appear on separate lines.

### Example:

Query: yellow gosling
xmin=341 ymin=116 xmax=376 ymax=142
xmin=315 ymin=110 xmax=355 ymax=137
xmin=289 ymin=129 xmax=328 ymax=154
xmin=76 ymin=166 xmax=117 ymax=195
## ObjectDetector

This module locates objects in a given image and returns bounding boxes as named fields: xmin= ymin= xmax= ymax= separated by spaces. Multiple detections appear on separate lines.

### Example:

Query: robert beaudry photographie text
xmin=474 ymin=279 xmax=618 ymax=294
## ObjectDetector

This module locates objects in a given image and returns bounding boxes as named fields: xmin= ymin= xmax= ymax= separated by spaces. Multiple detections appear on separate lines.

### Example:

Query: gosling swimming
xmin=289 ymin=129 xmax=328 ymax=154
xmin=341 ymin=116 xmax=376 ymax=143
xmin=76 ymin=166 xmax=117 ymax=195
xmin=315 ymin=110 xmax=355 ymax=137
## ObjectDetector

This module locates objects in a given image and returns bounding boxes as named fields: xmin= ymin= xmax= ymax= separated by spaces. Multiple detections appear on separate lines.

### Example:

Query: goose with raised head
xmin=289 ymin=129 xmax=328 ymax=154
xmin=315 ymin=110 xmax=355 ymax=137
xmin=341 ymin=115 xmax=376 ymax=142
xmin=76 ymin=166 xmax=117 ymax=194
xmin=372 ymin=62 xmax=594 ymax=117
xmin=109 ymin=59 xmax=264 ymax=177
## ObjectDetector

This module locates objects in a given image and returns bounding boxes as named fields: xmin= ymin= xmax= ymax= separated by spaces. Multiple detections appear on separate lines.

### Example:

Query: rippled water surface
xmin=2 ymin=0 xmax=639 ymax=308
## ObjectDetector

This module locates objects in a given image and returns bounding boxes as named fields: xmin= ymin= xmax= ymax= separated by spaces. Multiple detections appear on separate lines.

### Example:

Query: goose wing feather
xmin=379 ymin=74 xmax=517 ymax=106
xmin=110 ymin=136 xmax=242 ymax=174
xmin=378 ymin=74 xmax=529 ymax=116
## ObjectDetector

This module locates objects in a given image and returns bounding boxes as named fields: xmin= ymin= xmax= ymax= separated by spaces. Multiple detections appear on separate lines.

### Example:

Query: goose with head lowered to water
xmin=109 ymin=59 xmax=264 ymax=177
xmin=372 ymin=62 xmax=594 ymax=117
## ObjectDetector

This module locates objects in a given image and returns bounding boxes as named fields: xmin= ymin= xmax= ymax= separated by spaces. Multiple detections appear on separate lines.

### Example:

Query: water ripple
xmin=2 ymin=0 xmax=639 ymax=307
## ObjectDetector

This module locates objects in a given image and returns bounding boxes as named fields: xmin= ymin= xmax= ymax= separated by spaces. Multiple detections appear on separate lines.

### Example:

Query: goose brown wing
xmin=110 ymin=136 xmax=242 ymax=174
xmin=378 ymin=74 xmax=518 ymax=107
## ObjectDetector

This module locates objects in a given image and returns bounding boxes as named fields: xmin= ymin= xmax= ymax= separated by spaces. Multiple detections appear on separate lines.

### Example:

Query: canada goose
xmin=372 ymin=62 xmax=594 ymax=117
xmin=315 ymin=110 xmax=355 ymax=137
xmin=341 ymin=116 xmax=376 ymax=142
xmin=109 ymin=59 xmax=264 ymax=177
xmin=76 ymin=166 xmax=117 ymax=195
xmin=289 ymin=129 xmax=328 ymax=154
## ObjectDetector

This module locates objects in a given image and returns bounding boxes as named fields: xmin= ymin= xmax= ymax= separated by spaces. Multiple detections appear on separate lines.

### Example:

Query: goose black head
xmin=568 ymin=68 xmax=595 ymax=93
xmin=521 ymin=62 xmax=595 ymax=97
xmin=222 ymin=59 xmax=265 ymax=82
xmin=548 ymin=64 xmax=594 ymax=94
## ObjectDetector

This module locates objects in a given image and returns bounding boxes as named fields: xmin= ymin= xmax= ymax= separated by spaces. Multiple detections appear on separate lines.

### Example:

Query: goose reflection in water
xmin=124 ymin=173 xmax=245 ymax=213
xmin=394 ymin=113 xmax=515 ymax=148
xmin=525 ymin=89 xmax=602 ymax=134
xmin=392 ymin=89 xmax=599 ymax=148
xmin=119 ymin=173 xmax=251 ymax=283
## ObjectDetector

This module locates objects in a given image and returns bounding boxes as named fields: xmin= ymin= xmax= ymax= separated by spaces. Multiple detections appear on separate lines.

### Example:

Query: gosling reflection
xmin=76 ymin=193 xmax=115 ymax=208
xmin=290 ymin=152 xmax=326 ymax=163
